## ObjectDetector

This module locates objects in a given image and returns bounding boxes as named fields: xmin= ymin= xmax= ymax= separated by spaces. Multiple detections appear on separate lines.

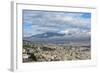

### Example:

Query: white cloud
xmin=23 ymin=10 xmax=91 ymax=37
xmin=59 ymin=28 xmax=90 ymax=37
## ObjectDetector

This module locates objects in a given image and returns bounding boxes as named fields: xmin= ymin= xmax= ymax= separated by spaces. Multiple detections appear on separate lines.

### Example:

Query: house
xmin=23 ymin=54 xmax=30 ymax=62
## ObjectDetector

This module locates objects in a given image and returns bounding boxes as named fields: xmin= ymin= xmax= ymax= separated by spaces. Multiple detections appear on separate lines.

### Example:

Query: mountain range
xmin=23 ymin=32 xmax=90 ymax=45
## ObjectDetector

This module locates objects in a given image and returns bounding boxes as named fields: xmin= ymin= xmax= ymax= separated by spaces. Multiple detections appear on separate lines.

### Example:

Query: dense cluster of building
xmin=22 ymin=41 xmax=91 ymax=62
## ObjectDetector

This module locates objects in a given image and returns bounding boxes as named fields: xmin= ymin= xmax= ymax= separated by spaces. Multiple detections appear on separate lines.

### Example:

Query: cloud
xmin=23 ymin=10 xmax=91 ymax=37
xmin=59 ymin=28 xmax=90 ymax=37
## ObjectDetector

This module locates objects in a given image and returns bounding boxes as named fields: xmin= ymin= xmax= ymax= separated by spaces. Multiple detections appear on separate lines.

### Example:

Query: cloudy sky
xmin=23 ymin=10 xmax=91 ymax=37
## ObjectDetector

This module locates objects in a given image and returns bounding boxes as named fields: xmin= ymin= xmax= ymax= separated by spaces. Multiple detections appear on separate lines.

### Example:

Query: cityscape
xmin=22 ymin=10 xmax=91 ymax=62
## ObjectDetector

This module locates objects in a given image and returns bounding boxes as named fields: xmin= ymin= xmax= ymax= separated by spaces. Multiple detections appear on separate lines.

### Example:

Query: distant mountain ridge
xmin=30 ymin=32 xmax=65 ymax=38
xmin=23 ymin=31 xmax=90 ymax=45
